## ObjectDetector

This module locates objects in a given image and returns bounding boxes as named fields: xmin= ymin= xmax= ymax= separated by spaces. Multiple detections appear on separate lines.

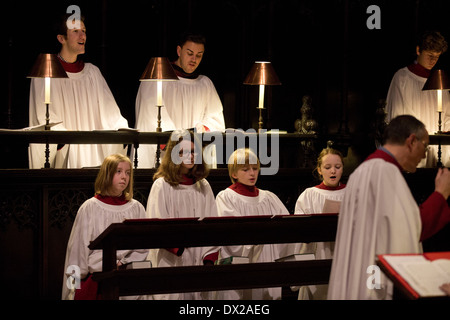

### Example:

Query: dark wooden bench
xmin=89 ymin=214 xmax=338 ymax=299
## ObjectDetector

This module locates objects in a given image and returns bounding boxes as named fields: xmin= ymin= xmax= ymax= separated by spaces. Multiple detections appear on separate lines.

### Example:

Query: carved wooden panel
xmin=48 ymin=188 xmax=92 ymax=229
xmin=0 ymin=189 xmax=39 ymax=231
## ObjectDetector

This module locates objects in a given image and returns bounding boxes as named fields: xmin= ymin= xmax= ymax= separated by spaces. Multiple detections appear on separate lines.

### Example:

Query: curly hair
xmin=417 ymin=30 xmax=448 ymax=53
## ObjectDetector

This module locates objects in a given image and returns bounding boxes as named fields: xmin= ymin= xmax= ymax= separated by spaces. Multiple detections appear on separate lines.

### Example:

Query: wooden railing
xmin=0 ymin=130 xmax=327 ymax=169
xmin=88 ymin=214 xmax=338 ymax=299
xmin=0 ymin=130 xmax=319 ymax=145
xmin=0 ymin=167 xmax=318 ymax=299
xmin=2 ymin=130 xmax=448 ymax=168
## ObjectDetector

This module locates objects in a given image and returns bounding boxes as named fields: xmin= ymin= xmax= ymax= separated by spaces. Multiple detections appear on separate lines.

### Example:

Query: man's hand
xmin=434 ymin=167 xmax=450 ymax=199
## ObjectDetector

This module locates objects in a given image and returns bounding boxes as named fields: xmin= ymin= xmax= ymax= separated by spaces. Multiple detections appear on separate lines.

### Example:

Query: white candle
xmin=157 ymin=80 xmax=162 ymax=106
xmin=437 ymin=90 xmax=442 ymax=112
xmin=44 ymin=77 xmax=51 ymax=104
xmin=258 ymin=84 xmax=265 ymax=109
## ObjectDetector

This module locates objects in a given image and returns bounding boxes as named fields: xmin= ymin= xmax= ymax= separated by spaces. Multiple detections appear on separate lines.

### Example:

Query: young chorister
xmin=62 ymin=154 xmax=148 ymax=300
xmin=294 ymin=147 xmax=346 ymax=300
xmin=215 ymin=148 xmax=289 ymax=300
xmin=146 ymin=129 xmax=219 ymax=300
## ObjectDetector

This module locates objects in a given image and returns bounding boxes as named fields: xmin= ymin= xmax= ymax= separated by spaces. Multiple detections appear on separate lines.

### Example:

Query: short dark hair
xmin=383 ymin=115 xmax=426 ymax=145
xmin=417 ymin=30 xmax=448 ymax=53
xmin=177 ymin=31 xmax=206 ymax=48
xmin=55 ymin=13 xmax=86 ymax=37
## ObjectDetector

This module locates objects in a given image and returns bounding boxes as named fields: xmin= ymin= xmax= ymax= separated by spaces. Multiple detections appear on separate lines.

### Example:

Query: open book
xmin=275 ymin=253 xmax=315 ymax=262
xmin=379 ymin=253 xmax=450 ymax=298
xmin=122 ymin=260 xmax=152 ymax=269
xmin=215 ymin=256 xmax=249 ymax=265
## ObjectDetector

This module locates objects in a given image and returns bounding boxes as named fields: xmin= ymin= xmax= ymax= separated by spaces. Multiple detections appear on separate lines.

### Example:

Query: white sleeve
xmin=197 ymin=78 xmax=225 ymax=132
xmin=386 ymin=71 xmax=406 ymax=122
xmin=294 ymin=189 xmax=310 ymax=214
xmin=62 ymin=203 xmax=92 ymax=299
xmin=146 ymin=178 xmax=171 ymax=219
xmin=215 ymin=190 xmax=252 ymax=258
xmin=216 ymin=190 xmax=241 ymax=217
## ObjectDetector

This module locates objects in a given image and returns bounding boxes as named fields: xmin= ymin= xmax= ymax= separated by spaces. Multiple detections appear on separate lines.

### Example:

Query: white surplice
xmin=327 ymin=158 xmax=422 ymax=300
xmin=134 ymin=75 xmax=225 ymax=168
xmin=215 ymin=187 xmax=289 ymax=300
xmin=62 ymin=197 xmax=148 ymax=300
xmin=146 ymin=177 xmax=218 ymax=300
xmin=294 ymin=185 xmax=346 ymax=300
xmin=29 ymin=63 xmax=129 ymax=168
xmin=386 ymin=66 xmax=450 ymax=167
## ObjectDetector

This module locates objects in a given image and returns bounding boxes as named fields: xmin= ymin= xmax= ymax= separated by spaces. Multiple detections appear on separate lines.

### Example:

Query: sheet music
xmin=383 ymin=255 xmax=450 ymax=297
xmin=322 ymin=199 xmax=341 ymax=213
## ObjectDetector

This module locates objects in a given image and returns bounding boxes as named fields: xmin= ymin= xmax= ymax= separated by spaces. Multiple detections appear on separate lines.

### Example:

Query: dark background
xmin=2 ymin=1 xmax=450 ymax=300
xmin=4 ymin=0 xmax=450 ymax=168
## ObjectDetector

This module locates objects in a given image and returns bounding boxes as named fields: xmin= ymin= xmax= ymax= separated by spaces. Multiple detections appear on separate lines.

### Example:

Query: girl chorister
xmin=146 ymin=129 xmax=218 ymax=300
xmin=294 ymin=147 xmax=346 ymax=300
xmin=62 ymin=154 xmax=148 ymax=300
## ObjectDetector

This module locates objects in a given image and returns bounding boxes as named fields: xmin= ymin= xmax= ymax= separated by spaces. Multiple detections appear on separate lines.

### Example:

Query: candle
xmin=437 ymin=90 xmax=442 ymax=112
xmin=258 ymin=84 xmax=265 ymax=109
xmin=157 ymin=80 xmax=162 ymax=106
xmin=44 ymin=77 xmax=51 ymax=104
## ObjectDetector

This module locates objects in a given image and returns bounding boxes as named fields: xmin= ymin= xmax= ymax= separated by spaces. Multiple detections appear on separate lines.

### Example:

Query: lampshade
xmin=27 ymin=53 xmax=68 ymax=78
xmin=422 ymin=69 xmax=450 ymax=91
xmin=140 ymin=57 xmax=179 ymax=81
xmin=243 ymin=61 xmax=281 ymax=85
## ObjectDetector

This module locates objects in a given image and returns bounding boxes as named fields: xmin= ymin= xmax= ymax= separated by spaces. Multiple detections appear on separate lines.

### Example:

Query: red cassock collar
xmin=171 ymin=62 xmax=199 ymax=79
xmin=407 ymin=62 xmax=430 ymax=78
xmin=95 ymin=194 xmax=128 ymax=205
xmin=315 ymin=181 xmax=346 ymax=190
xmin=228 ymin=182 xmax=259 ymax=197
xmin=365 ymin=148 xmax=404 ymax=172
xmin=58 ymin=55 xmax=85 ymax=73
xmin=180 ymin=174 xmax=195 ymax=185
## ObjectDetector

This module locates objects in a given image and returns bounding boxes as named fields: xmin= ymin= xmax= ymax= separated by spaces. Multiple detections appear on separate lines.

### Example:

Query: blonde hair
xmin=227 ymin=148 xmax=260 ymax=184
xmin=153 ymin=129 xmax=209 ymax=186
xmin=94 ymin=154 xmax=133 ymax=200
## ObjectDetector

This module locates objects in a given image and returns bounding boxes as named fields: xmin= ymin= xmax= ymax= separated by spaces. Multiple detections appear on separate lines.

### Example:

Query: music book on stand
xmin=377 ymin=251 xmax=450 ymax=299
xmin=123 ymin=260 xmax=152 ymax=269
xmin=215 ymin=256 xmax=249 ymax=265
xmin=275 ymin=253 xmax=315 ymax=262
